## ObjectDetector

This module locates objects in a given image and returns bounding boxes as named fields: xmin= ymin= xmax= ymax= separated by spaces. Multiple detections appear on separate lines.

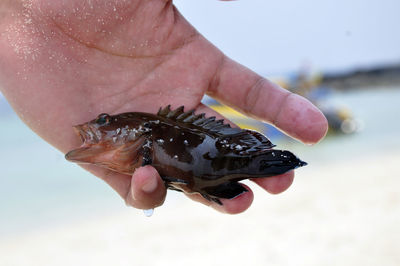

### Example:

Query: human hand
xmin=0 ymin=0 xmax=327 ymax=214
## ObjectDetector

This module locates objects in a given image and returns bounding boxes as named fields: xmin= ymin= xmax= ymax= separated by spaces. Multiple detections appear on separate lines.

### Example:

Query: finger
xmin=187 ymin=104 xmax=295 ymax=211
xmin=125 ymin=165 xmax=167 ymax=209
xmin=192 ymin=105 xmax=296 ymax=200
xmin=80 ymin=164 xmax=166 ymax=209
xmin=252 ymin=171 xmax=295 ymax=194
xmin=207 ymin=57 xmax=328 ymax=144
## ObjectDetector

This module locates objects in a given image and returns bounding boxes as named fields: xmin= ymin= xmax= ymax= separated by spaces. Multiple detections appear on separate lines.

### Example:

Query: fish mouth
xmin=73 ymin=124 xmax=100 ymax=144
xmin=65 ymin=145 xmax=105 ymax=163
xmin=65 ymin=124 xmax=102 ymax=163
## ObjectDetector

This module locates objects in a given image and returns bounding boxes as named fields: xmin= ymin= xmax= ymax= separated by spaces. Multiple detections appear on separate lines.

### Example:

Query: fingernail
xmin=141 ymin=176 xmax=158 ymax=193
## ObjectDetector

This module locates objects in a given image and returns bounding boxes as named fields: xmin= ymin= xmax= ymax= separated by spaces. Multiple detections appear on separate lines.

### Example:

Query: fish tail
xmin=248 ymin=150 xmax=307 ymax=177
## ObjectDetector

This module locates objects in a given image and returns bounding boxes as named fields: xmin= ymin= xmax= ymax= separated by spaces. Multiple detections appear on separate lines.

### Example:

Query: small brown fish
xmin=65 ymin=106 xmax=306 ymax=204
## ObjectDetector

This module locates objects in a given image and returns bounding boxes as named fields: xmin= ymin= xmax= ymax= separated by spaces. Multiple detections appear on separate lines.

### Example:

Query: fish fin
xmin=203 ymin=182 xmax=248 ymax=201
xmin=165 ymin=185 xmax=184 ymax=192
xmin=201 ymin=193 xmax=223 ymax=205
xmin=215 ymin=129 xmax=275 ymax=155
xmin=249 ymin=150 xmax=307 ymax=177
xmin=157 ymin=106 xmax=275 ymax=154
xmin=162 ymin=176 xmax=188 ymax=193
xmin=162 ymin=176 xmax=189 ymax=185
xmin=157 ymin=105 xmax=243 ymax=136
xmin=157 ymin=105 xmax=172 ymax=116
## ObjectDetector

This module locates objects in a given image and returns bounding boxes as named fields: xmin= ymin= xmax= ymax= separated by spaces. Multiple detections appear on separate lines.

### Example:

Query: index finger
xmin=207 ymin=57 xmax=328 ymax=144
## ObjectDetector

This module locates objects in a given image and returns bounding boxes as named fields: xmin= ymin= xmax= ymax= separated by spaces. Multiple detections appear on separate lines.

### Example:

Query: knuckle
xmin=271 ymin=91 xmax=293 ymax=126
xmin=243 ymin=77 xmax=266 ymax=115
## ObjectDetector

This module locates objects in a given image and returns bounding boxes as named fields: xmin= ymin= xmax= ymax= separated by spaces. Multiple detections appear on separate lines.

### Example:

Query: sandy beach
xmin=1 ymin=148 xmax=399 ymax=266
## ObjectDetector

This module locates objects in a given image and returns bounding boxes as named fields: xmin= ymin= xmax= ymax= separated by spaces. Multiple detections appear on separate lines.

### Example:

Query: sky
xmin=174 ymin=0 xmax=400 ymax=76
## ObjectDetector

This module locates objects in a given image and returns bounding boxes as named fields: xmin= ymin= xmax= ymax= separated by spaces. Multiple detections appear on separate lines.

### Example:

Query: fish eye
xmin=95 ymin=113 xmax=110 ymax=126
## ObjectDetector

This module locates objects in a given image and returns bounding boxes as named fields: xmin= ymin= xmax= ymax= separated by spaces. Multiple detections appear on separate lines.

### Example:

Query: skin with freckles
xmin=0 ymin=0 xmax=328 ymax=214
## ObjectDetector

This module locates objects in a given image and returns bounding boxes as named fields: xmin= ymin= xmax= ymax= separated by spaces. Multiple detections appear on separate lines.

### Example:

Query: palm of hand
xmin=0 ymin=0 xmax=328 ymax=213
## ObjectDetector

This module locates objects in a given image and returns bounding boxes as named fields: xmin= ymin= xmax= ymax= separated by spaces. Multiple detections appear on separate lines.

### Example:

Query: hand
xmin=0 ymin=0 xmax=328 ymax=214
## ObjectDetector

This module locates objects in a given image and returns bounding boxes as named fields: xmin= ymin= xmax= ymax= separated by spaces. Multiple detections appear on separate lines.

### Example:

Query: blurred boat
xmin=282 ymin=67 xmax=361 ymax=135
xmin=203 ymin=65 xmax=362 ymax=138
xmin=317 ymin=98 xmax=360 ymax=134
xmin=202 ymin=96 xmax=285 ymax=141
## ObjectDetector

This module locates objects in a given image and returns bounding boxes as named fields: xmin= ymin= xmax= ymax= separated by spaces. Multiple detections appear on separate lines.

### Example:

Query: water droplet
xmin=235 ymin=145 xmax=243 ymax=151
xmin=143 ymin=209 xmax=154 ymax=217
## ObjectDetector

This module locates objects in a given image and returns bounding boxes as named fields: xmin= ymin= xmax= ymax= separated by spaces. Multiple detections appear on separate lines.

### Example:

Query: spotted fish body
xmin=65 ymin=106 xmax=307 ymax=204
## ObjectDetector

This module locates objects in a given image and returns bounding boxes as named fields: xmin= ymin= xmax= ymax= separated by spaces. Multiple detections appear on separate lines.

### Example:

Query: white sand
xmin=1 ymin=151 xmax=399 ymax=266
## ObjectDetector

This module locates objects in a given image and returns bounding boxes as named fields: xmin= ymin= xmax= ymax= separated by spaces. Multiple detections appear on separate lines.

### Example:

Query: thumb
xmin=125 ymin=165 xmax=167 ymax=210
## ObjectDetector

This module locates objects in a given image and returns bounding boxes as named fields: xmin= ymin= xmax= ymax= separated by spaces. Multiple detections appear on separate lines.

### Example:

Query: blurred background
xmin=1 ymin=0 xmax=399 ymax=265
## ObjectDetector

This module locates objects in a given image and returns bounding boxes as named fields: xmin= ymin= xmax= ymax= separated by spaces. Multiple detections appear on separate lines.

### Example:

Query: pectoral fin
xmin=202 ymin=182 xmax=248 ymax=205
xmin=162 ymin=176 xmax=189 ymax=192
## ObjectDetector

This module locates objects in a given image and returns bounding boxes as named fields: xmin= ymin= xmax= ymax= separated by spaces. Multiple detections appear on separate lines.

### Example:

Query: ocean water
xmin=297 ymin=87 xmax=400 ymax=162
xmin=0 ymin=105 xmax=127 ymax=236
xmin=0 ymin=87 xmax=399 ymax=237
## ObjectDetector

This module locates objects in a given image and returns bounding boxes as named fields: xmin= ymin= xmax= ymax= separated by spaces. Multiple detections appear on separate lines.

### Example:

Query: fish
xmin=65 ymin=105 xmax=307 ymax=205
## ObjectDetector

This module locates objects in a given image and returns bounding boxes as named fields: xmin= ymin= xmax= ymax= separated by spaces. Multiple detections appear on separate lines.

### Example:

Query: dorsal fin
xmin=215 ymin=129 xmax=275 ymax=155
xmin=156 ymin=106 xmax=275 ymax=155
xmin=157 ymin=105 xmax=242 ymax=135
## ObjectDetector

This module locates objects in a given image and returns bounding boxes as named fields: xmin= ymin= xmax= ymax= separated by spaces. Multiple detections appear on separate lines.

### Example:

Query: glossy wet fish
xmin=65 ymin=106 xmax=307 ymax=205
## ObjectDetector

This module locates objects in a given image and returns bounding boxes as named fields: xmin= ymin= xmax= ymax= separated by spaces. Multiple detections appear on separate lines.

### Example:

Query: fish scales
xmin=65 ymin=105 xmax=307 ymax=205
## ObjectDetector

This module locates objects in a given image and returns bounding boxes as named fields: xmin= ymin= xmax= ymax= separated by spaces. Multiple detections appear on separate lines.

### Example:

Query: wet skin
xmin=66 ymin=106 xmax=306 ymax=205
xmin=0 ymin=0 xmax=328 ymax=213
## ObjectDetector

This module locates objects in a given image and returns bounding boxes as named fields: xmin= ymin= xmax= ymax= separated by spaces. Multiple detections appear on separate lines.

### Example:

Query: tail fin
xmin=249 ymin=150 xmax=307 ymax=177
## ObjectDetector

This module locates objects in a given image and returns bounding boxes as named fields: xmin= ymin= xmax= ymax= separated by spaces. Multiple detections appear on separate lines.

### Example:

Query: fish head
xmin=65 ymin=113 xmax=145 ymax=174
